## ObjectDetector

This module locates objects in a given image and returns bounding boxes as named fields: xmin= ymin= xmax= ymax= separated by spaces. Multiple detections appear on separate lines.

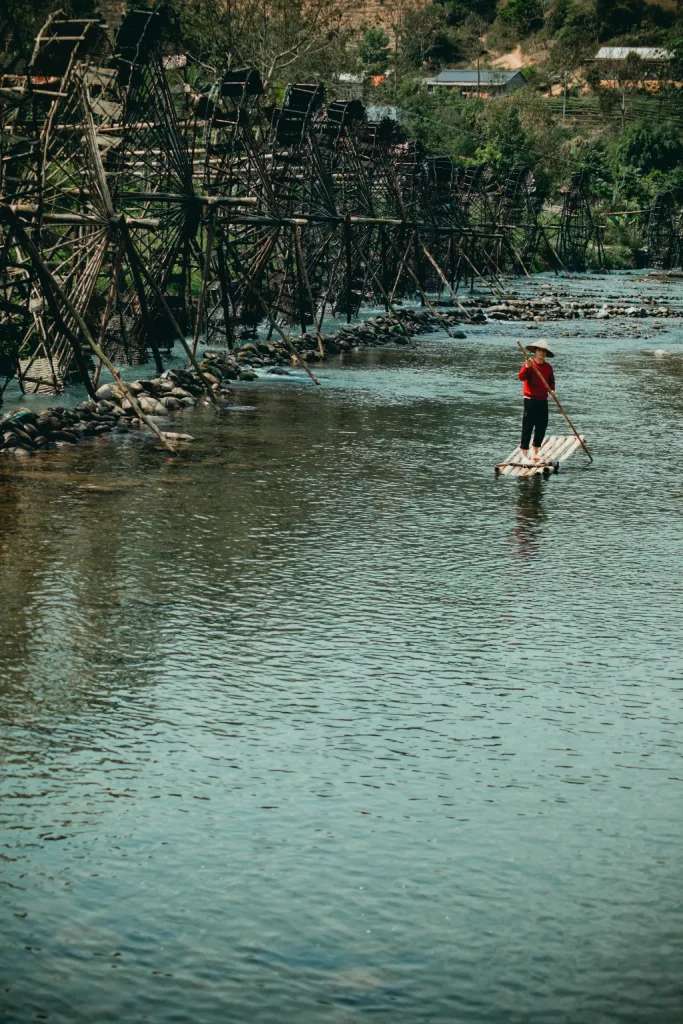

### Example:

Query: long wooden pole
xmin=293 ymin=224 xmax=325 ymax=357
xmin=419 ymin=241 xmax=474 ymax=321
xmin=122 ymin=225 xmax=219 ymax=406
xmin=516 ymin=340 xmax=593 ymax=463
xmin=191 ymin=215 xmax=215 ymax=357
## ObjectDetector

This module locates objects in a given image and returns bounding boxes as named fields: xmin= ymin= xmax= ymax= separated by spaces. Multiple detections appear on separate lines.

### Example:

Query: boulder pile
xmin=0 ymin=364 xmax=232 ymax=456
xmin=0 ymin=306 xmax=467 ymax=456
xmin=463 ymin=295 xmax=679 ymax=322
xmin=324 ymin=307 xmax=471 ymax=350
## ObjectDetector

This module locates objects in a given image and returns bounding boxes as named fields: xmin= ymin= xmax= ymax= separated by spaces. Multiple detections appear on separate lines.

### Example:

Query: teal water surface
xmin=1 ymin=273 xmax=682 ymax=1023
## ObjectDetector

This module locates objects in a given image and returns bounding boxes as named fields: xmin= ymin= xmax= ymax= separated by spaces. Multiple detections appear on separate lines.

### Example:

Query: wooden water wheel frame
xmin=2 ymin=11 xmax=680 ymax=402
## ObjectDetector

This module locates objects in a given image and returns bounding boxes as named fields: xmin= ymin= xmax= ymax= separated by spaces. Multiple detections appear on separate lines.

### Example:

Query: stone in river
xmin=138 ymin=396 xmax=167 ymax=415
xmin=161 ymin=432 xmax=195 ymax=443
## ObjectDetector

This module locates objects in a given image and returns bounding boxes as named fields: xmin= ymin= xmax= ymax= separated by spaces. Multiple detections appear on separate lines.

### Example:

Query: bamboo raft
xmin=495 ymin=435 xmax=588 ymax=478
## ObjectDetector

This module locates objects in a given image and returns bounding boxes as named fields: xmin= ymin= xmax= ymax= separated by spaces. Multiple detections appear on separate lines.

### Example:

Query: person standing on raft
xmin=518 ymin=339 xmax=555 ymax=463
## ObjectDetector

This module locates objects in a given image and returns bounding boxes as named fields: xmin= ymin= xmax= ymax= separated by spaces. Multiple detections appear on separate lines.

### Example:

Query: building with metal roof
xmin=424 ymin=69 xmax=526 ymax=96
xmin=594 ymin=47 xmax=673 ymax=61
xmin=592 ymin=46 xmax=678 ymax=92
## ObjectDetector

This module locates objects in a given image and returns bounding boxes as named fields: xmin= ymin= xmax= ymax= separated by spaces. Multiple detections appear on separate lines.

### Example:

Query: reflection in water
xmin=1 ymin=273 xmax=683 ymax=1024
xmin=511 ymin=476 xmax=547 ymax=560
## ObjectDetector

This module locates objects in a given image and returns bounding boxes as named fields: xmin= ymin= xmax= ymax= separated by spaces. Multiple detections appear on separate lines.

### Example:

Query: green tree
xmin=614 ymin=120 xmax=683 ymax=175
xmin=549 ymin=3 xmax=598 ymax=75
xmin=456 ymin=13 xmax=488 ymax=62
xmin=1 ymin=0 xmax=97 ymax=68
xmin=500 ymin=0 xmax=544 ymax=37
xmin=396 ymin=4 xmax=459 ymax=69
xmin=596 ymin=0 xmax=645 ymax=40
xmin=358 ymin=27 xmax=390 ymax=75
xmin=441 ymin=0 xmax=497 ymax=26
xmin=545 ymin=0 xmax=571 ymax=35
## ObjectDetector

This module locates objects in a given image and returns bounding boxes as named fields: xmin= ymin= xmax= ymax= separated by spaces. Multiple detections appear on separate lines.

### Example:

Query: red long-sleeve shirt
xmin=519 ymin=360 xmax=555 ymax=400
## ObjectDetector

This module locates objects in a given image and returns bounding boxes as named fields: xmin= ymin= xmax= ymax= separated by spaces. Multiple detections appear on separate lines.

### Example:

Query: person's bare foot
xmin=531 ymin=448 xmax=541 ymax=462
xmin=519 ymin=450 xmax=530 ymax=465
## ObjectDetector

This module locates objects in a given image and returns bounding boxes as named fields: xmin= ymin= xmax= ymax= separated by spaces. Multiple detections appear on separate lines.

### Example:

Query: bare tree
xmin=225 ymin=0 xmax=356 ymax=89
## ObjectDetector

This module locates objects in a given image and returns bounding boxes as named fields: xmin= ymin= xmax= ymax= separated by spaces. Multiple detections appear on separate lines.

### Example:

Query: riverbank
xmin=0 ymin=307 xmax=466 ymax=456
xmin=3 ymin=270 xmax=683 ymax=458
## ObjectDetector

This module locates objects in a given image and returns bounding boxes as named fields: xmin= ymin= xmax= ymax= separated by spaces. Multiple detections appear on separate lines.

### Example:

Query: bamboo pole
xmin=383 ymin=230 xmax=456 ymax=334
xmin=191 ymin=215 xmax=215 ymax=357
xmin=121 ymin=224 xmax=219 ymax=406
xmin=294 ymin=224 xmax=325 ymax=358
xmin=516 ymin=340 xmax=593 ymax=463
xmin=419 ymin=241 xmax=475 ymax=321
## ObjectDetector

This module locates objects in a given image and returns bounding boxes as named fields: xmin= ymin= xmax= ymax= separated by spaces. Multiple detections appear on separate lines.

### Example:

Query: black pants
xmin=521 ymin=398 xmax=548 ymax=450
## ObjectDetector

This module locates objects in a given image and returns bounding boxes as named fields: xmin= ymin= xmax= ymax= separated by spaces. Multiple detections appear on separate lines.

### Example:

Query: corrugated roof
xmin=595 ymin=46 xmax=672 ymax=60
xmin=425 ymin=69 xmax=523 ymax=85
xmin=365 ymin=104 xmax=399 ymax=122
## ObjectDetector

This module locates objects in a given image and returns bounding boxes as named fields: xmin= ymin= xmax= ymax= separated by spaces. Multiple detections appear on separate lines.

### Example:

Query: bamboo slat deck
xmin=495 ymin=435 xmax=587 ymax=478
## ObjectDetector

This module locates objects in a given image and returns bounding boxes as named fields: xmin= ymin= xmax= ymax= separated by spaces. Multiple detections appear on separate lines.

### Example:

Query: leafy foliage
xmin=615 ymin=120 xmax=683 ymax=175
xmin=357 ymin=27 xmax=391 ymax=75
xmin=396 ymin=4 xmax=461 ymax=69
xmin=0 ymin=0 xmax=98 ymax=68
xmin=500 ymin=0 xmax=544 ymax=37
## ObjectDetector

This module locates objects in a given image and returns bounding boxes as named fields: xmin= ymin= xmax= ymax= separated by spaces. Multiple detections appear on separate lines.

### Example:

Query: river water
xmin=1 ymin=272 xmax=682 ymax=1023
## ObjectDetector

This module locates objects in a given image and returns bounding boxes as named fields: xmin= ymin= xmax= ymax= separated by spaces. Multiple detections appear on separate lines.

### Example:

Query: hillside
xmin=2 ymin=0 xmax=682 ymax=72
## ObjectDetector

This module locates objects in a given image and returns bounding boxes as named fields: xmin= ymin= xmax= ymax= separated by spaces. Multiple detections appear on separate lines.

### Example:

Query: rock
xmin=36 ymin=415 xmax=60 ymax=434
xmin=138 ymin=396 xmax=167 ymax=416
xmin=95 ymin=383 xmax=116 ymax=401
xmin=161 ymin=397 xmax=182 ymax=411
xmin=238 ymin=370 xmax=258 ymax=381
xmin=48 ymin=430 xmax=77 ymax=444
xmin=161 ymin=432 xmax=195 ymax=443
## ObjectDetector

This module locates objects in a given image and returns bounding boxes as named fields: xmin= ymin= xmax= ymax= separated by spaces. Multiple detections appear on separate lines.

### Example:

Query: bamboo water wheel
xmin=1 ymin=12 xmax=680 ymax=401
